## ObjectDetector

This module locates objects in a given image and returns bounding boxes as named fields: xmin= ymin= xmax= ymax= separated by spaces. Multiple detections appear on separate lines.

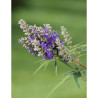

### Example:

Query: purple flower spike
xmin=18 ymin=20 xmax=72 ymax=61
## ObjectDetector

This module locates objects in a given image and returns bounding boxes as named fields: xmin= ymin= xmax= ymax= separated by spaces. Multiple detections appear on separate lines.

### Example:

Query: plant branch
xmin=76 ymin=61 xmax=86 ymax=69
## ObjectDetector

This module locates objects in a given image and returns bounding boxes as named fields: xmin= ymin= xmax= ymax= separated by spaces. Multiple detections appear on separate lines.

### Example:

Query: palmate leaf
xmin=48 ymin=70 xmax=82 ymax=97
xmin=47 ymin=74 xmax=71 ymax=97
xmin=73 ymin=72 xmax=82 ymax=88
xmin=33 ymin=59 xmax=54 ymax=75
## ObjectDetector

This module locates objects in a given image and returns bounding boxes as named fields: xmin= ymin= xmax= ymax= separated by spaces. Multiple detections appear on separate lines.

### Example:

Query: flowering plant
xmin=18 ymin=19 xmax=86 ymax=96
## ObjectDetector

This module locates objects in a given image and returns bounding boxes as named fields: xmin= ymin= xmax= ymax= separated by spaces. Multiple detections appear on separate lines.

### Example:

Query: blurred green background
xmin=12 ymin=0 xmax=86 ymax=98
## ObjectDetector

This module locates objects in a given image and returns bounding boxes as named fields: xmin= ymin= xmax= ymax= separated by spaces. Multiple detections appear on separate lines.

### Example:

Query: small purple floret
xmin=43 ymin=34 xmax=50 ymax=39
xmin=34 ymin=29 xmax=37 ymax=33
xmin=46 ymin=54 xmax=53 ymax=59
xmin=27 ymin=49 xmax=32 ymax=53
xmin=58 ymin=50 xmax=60 ymax=52
xmin=32 ymin=52 xmax=34 ymax=55
xmin=52 ymin=35 xmax=56 ymax=42
xmin=64 ymin=60 xmax=69 ymax=62
xmin=30 ymin=36 xmax=34 ymax=40
xmin=56 ymin=34 xmax=60 ymax=37
xmin=60 ymin=41 xmax=64 ymax=45
xmin=44 ymin=27 xmax=47 ymax=33
xmin=52 ymin=51 xmax=54 ymax=55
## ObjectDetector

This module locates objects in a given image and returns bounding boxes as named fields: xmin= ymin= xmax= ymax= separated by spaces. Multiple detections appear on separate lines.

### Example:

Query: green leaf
xmin=70 ymin=43 xmax=82 ymax=52
xmin=75 ymin=65 xmax=79 ymax=70
xmin=78 ymin=54 xmax=86 ymax=58
xmin=70 ymin=44 xmax=87 ymax=52
xmin=47 ymin=74 xmax=71 ymax=97
xmin=33 ymin=59 xmax=54 ymax=75
xmin=72 ymin=43 xmax=82 ymax=48
xmin=73 ymin=72 xmax=81 ymax=88
xmin=82 ymin=70 xmax=86 ymax=76
xmin=33 ymin=62 xmax=45 ymax=75
xmin=34 ymin=60 xmax=43 ymax=63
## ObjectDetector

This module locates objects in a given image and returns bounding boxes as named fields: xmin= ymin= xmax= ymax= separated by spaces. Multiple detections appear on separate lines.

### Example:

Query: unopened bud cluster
xmin=61 ymin=26 xmax=72 ymax=47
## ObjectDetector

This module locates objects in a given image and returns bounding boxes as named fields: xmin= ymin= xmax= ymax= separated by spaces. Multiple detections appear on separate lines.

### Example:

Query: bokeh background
xmin=12 ymin=0 xmax=86 ymax=98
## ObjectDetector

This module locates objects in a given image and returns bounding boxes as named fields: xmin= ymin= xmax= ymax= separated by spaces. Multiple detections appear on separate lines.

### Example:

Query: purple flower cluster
xmin=18 ymin=19 xmax=72 ymax=62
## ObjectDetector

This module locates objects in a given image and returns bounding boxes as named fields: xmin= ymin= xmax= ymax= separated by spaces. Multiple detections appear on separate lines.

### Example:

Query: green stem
xmin=55 ymin=61 xmax=57 ymax=76
xmin=57 ymin=49 xmax=58 ymax=56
